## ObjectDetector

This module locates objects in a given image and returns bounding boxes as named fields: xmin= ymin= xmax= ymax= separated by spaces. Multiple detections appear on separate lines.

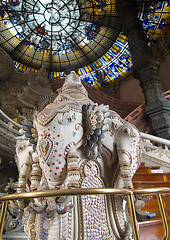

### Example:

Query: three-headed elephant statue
xmin=15 ymin=71 xmax=141 ymax=240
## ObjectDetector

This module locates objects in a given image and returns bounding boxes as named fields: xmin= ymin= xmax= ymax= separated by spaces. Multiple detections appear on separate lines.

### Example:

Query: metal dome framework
xmin=0 ymin=0 xmax=169 ymax=87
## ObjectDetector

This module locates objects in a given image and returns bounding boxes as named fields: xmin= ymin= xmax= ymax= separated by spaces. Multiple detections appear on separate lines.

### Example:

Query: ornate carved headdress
xmin=58 ymin=71 xmax=88 ymax=98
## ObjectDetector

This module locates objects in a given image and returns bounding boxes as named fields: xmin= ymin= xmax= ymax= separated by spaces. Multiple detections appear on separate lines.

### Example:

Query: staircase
xmin=133 ymin=162 xmax=170 ymax=240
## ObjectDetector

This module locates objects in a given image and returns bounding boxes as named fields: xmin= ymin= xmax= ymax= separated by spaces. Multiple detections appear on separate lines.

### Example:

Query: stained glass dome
xmin=0 ymin=0 xmax=169 ymax=87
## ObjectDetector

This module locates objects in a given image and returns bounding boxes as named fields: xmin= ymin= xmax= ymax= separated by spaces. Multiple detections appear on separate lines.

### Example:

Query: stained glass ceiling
xmin=0 ymin=0 xmax=169 ymax=88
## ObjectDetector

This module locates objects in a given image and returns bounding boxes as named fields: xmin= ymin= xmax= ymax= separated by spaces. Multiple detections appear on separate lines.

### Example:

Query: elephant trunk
xmin=30 ymin=151 xmax=42 ymax=191
xmin=117 ymin=149 xmax=133 ymax=189
xmin=66 ymin=144 xmax=80 ymax=189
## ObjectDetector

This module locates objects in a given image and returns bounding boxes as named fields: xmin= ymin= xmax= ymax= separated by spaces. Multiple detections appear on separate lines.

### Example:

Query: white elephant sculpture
xmin=15 ymin=71 xmax=141 ymax=240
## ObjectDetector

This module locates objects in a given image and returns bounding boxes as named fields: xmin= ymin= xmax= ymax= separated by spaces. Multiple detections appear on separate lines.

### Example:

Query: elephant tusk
xmin=75 ymin=137 xmax=83 ymax=147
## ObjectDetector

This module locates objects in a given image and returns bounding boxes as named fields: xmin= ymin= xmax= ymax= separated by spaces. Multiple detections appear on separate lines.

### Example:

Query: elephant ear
xmin=82 ymin=104 xmax=111 ymax=157
xmin=22 ymin=120 xmax=38 ymax=150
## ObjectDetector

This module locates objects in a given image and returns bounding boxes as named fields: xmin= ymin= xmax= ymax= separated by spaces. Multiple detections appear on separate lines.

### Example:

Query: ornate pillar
xmin=116 ymin=0 xmax=170 ymax=139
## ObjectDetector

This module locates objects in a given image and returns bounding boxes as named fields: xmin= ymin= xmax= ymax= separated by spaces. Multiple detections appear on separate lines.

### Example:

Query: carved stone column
xmin=116 ymin=0 xmax=170 ymax=139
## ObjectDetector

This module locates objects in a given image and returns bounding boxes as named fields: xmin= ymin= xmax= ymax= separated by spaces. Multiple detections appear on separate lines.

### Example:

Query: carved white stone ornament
xmin=15 ymin=71 xmax=141 ymax=240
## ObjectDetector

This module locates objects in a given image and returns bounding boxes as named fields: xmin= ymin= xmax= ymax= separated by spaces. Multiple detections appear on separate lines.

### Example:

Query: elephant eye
xmin=68 ymin=117 xmax=72 ymax=123
xmin=19 ymin=145 xmax=26 ymax=151
xmin=123 ymin=127 xmax=130 ymax=135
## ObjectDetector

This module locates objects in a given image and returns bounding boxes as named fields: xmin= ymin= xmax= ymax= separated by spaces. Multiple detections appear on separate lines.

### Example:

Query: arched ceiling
xmin=0 ymin=0 xmax=169 ymax=87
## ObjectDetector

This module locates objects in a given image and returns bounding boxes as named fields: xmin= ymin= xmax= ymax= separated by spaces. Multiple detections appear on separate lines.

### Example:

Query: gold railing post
xmin=0 ymin=201 xmax=8 ymax=239
xmin=157 ymin=193 xmax=169 ymax=240
xmin=127 ymin=193 xmax=140 ymax=240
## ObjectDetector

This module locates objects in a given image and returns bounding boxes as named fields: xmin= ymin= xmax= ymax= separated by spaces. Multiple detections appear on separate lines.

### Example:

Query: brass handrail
xmin=0 ymin=187 xmax=169 ymax=240
xmin=133 ymin=188 xmax=170 ymax=195
xmin=0 ymin=188 xmax=132 ymax=201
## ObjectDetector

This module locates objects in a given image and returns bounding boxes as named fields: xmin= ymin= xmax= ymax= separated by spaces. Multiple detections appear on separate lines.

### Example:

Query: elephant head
xmin=16 ymin=139 xmax=33 ymax=193
xmin=31 ymin=71 xmax=94 ymax=190
xmin=110 ymin=114 xmax=140 ymax=189
xmin=34 ymin=106 xmax=83 ymax=190
xmin=82 ymin=104 xmax=140 ymax=189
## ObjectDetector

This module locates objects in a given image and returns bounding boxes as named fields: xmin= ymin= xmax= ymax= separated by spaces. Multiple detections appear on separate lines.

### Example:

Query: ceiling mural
xmin=0 ymin=0 xmax=121 ymax=71
xmin=0 ymin=0 xmax=169 ymax=88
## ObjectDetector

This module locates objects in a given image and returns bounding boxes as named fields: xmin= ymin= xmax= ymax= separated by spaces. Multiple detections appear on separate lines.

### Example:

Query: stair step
xmin=133 ymin=163 xmax=170 ymax=239
xmin=136 ymin=166 xmax=160 ymax=174
xmin=133 ymin=181 xmax=170 ymax=188
xmin=139 ymin=217 xmax=170 ymax=240
xmin=133 ymin=173 xmax=170 ymax=182
xmin=140 ymin=195 xmax=170 ymax=213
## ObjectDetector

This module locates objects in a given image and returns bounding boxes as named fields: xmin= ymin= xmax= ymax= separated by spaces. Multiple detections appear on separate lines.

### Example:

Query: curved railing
xmin=0 ymin=110 xmax=22 ymax=129
xmin=124 ymin=90 xmax=170 ymax=129
xmin=0 ymin=187 xmax=169 ymax=240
